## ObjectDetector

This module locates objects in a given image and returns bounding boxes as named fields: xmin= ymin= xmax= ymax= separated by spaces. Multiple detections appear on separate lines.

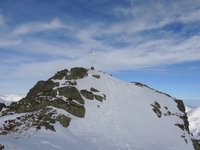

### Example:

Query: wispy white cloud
xmin=178 ymin=9 xmax=200 ymax=23
xmin=2 ymin=16 xmax=200 ymax=72
xmin=0 ymin=39 xmax=21 ymax=47
xmin=12 ymin=18 xmax=71 ymax=35
xmin=113 ymin=0 xmax=200 ymax=33
xmin=2 ymin=34 xmax=200 ymax=74
xmin=99 ymin=35 xmax=200 ymax=70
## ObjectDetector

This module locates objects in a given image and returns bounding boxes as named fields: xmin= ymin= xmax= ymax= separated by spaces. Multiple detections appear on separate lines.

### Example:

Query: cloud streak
xmin=0 ymin=39 xmax=21 ymax=47
xmin=12 ymin=18 xmax=71 ymax=35
xmin=2 ymin=16 xmax=200 ymax=70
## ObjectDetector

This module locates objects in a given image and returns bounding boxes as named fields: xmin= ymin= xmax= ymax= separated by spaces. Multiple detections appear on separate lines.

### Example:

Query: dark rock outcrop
xmin=174 ymin=99 xmax=200 ymax=149
xmin=174 ymin=99 xmax=189 ymax=132
xmin=0 ymin=144 xmax=4 ymax=150
xmin=0 ymin=103 xmax=6 ymax=111
xmin=151 ymin=101 xmax=162 ymax=118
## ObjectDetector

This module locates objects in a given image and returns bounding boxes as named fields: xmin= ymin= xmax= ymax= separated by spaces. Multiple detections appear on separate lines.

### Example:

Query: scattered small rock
xmin=92 ymin=75 xmax=100 ymax=79
xmin=0 ymin=144 xmax=4 ymax=150
xmin=90 ymin=87 xmax=100 ymax=92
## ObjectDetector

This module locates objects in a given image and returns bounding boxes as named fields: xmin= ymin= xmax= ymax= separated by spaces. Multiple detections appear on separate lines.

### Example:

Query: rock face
xmin=0 ymin=103 xmax=6 ymax=111
xmin=0 ymin=67 xmax=197 ymax=150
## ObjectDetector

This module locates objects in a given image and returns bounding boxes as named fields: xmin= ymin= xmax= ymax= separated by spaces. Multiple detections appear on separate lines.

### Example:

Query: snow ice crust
xmin=0 ymin=69 xmax=194 ymax=150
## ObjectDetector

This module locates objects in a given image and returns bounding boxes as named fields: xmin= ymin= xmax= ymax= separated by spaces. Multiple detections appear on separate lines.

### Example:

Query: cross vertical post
xmin=89 ymin=50 xmax=96 ymax=67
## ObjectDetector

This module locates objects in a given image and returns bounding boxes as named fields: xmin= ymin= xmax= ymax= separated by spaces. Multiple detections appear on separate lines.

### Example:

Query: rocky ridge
xmin=0 ymin=67 xmax=106 ymax=135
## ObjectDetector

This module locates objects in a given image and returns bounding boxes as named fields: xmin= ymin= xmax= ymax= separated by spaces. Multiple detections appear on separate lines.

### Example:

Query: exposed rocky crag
xmin=0 ymin=67 xmax=105 ymax=135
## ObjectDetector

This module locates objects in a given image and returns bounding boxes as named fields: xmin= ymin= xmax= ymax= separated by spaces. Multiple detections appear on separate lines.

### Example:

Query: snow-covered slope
xmin=0 ymin=67 xmax=195 ymax=150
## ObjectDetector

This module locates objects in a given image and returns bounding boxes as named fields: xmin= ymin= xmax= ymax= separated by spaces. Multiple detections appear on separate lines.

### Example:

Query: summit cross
xmin=89 ymin=50 xmax=96 ymax=67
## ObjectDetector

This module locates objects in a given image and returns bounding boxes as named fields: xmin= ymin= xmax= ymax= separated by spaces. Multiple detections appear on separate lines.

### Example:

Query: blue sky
xmin=0 ymin=0 xmax=200 ymax=105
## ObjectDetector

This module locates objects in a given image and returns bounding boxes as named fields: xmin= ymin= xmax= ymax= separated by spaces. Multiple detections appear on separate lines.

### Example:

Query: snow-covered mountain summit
xmin=0 ymin=67 xmax=198 ymax=149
